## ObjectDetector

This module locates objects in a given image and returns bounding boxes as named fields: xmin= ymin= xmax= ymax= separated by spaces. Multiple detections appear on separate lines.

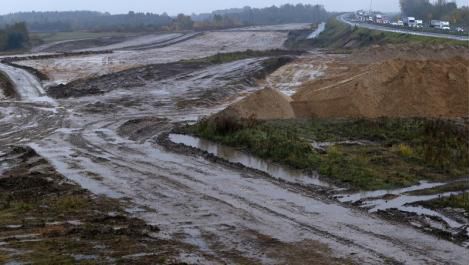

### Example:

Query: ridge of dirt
xmin=48 ymin=55 xmax=295 ymax=99
xmin=39 ymin=36 xmax=129 ymax=53
xmin=48 ymin=61 xmax=208 ymax=98
xmin=0 ymin=71 xmax=16 ymax=100
xmin=218 ymin=87 xmax=295 ymax=120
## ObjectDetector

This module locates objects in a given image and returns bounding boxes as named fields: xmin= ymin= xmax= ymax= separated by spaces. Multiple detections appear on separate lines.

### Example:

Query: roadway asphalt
xmin=338 ymin=13 xmax=469 ymax=42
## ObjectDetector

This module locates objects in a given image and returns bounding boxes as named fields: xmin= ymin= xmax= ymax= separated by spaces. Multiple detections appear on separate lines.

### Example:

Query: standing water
xmin=307 ymin=22 xmax=326 ymax=39
xmin=168 ymin=133 xmax=331 ymax=188
xmin=0 ymin=63 xmax=55 ymax=104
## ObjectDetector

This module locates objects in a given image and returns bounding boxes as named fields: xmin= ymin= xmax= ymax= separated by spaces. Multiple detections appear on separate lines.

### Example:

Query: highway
xmin=338 ymin=13 xmax=469 ymax=42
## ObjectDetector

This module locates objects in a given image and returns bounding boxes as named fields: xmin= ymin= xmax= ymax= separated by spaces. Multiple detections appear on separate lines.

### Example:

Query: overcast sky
xmin=1 ymin=0 xmax=467 ymax=15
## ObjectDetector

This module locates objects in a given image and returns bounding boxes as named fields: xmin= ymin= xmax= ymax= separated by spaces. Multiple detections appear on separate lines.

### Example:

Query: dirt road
xmin=1 ymin=28 xmax=468 ymax=264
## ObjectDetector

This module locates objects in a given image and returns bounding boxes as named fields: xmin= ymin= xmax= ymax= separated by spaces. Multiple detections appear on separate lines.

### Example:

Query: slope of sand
xmin=292 ymin=57 xmax=469 ymax=118
xmin=217 ymin=45 xmax=469 ymax=120
xmin=348 ymin=44 xmax=469 ymax=64
xmin=219 ymin=87 xmax=295 ymax=120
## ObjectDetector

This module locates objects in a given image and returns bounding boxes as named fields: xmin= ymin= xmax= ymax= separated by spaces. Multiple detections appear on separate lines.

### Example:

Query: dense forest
xmin=0 ymin=4 xmax=330 ymax=32
xmin=400 ymin=0 xmax=469 ymax=26
xmin=0 ymin=23 xmax=30 ymax=51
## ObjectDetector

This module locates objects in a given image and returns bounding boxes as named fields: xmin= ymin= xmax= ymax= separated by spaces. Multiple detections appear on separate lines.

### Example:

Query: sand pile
xmin=218 ymin=87 xmax=295 ymax=120
xmin=292 ymin=57 xmax=469 ymax=118
xmin=348 ymin=44 xmax=469 ymax=64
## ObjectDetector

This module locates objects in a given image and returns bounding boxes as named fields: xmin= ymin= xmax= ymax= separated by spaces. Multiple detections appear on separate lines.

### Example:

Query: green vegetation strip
xmin=183 ymin=118 xmax=469 ymax=190
xmin=420 ymin=193 xmax=469 ymax=214
xmin=312 ymin=18 xmax=467 ymax=49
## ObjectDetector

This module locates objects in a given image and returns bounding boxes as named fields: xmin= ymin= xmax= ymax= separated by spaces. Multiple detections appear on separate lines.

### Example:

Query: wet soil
xmin=2 ymin=30 xmax=469 ymax=264
xmin=47 ymin=62 xmax=208 ymax=98
xmin=0 ymin=146 xmax=192 ymax=264
xmin=39 ymin=36 xmax=130 ymax=53
xmin=162 ymin=130 xmax=469 ymax=247
xmin=48 ymin=55 xmax=295 ymax=99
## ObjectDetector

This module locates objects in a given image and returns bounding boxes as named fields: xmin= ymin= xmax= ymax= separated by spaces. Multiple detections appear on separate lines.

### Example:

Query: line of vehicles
xmin=354 ymin=10 xmax=465 ymax=33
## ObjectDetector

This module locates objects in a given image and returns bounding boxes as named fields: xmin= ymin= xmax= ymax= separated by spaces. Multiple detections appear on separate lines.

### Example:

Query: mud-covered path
xmin=1 ymin=31 xmax=468 ymax=264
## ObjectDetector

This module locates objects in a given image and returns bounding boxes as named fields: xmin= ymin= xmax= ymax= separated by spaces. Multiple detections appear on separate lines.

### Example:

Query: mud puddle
xmin=0 ymin=146 xmax=200 ymax=264
xmin=169 ymin=133 xmax=331 ymax=188
xmin=337 ymin=181 xmax=469 ymax=244
xmin=168 ymin=133 xmax=469 ymax=247
xmin=307 ymin=22 xmax=326 ymax=39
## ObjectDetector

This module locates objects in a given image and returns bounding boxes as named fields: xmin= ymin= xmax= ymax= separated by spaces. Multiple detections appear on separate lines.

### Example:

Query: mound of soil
xmin=118 ymin=117 xmax=170 ymax=142
xmin=219 ymin=87 xmax=295 ymax=120
xmin=48 ymin=61 xmax=207 ymax=98
xmin=0 ymin=71 xmax=16 ymax=100
xmin=292 ymin=57 xmax=469 ymax=118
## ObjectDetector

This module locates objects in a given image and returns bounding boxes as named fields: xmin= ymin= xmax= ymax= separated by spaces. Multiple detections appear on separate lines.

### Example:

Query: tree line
xmin=0 ymin=11 xmax=173 ymax=32
xmin=399 ymin=0 xmax=469 ymax=26
xmin=194 ymin=4 xmax=329 ymax=29
xmin=0 ymin=23 xmax=30 ymax=51
xmin=0 ymin=4 xmax=330 ymax=33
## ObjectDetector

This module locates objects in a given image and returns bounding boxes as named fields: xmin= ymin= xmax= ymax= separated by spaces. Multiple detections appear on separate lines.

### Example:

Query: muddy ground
xmin=0 ymin=26 xmax=468 ymax=264
xmin=0 ymin=146 xmax=195 ymax=264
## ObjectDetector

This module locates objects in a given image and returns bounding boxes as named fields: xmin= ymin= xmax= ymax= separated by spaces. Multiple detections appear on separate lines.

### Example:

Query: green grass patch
xmin=422 ymin=193 xmax=469 ymax=214
xmin=186 ymin=116 xmax=320 ymax=169
xmin=184 ymin=117 xmax=469 ymax=190
xmin=54 ymin=195 xmax=89 ymax=214
xmin=407 ymin=181 xmax=469 ymax=196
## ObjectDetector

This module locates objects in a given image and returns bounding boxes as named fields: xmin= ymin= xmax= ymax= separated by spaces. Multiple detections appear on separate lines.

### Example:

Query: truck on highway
xmin=403 ymin=17 xmax=416 ymax=27
xmin=415 ymin=20 xmax=423 ymax=28
xmin=430 ymin=20 xmax=450 ymax=30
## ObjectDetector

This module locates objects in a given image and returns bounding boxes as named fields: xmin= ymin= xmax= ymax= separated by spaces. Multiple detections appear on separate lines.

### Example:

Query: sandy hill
xmin=218 ymin=87 xmax=295 ymax=120
xmin=348 ymin=44 xmax=469 ymax=64
xmin=218 ymin=55 xmax=469 ymax=120
xmin=292 ymin=57 xmax=469 ymax=118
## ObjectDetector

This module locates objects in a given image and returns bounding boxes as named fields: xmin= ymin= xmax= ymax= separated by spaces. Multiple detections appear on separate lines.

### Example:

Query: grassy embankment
xmin=183 ymin=118 xmax=469 ymax=191
xmin=309 ymin=17 xmax=467 ymax=49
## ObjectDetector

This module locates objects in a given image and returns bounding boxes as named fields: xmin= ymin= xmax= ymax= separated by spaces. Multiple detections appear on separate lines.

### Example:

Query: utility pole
xmin=369 ymin=0 xmax=373 ymax=14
